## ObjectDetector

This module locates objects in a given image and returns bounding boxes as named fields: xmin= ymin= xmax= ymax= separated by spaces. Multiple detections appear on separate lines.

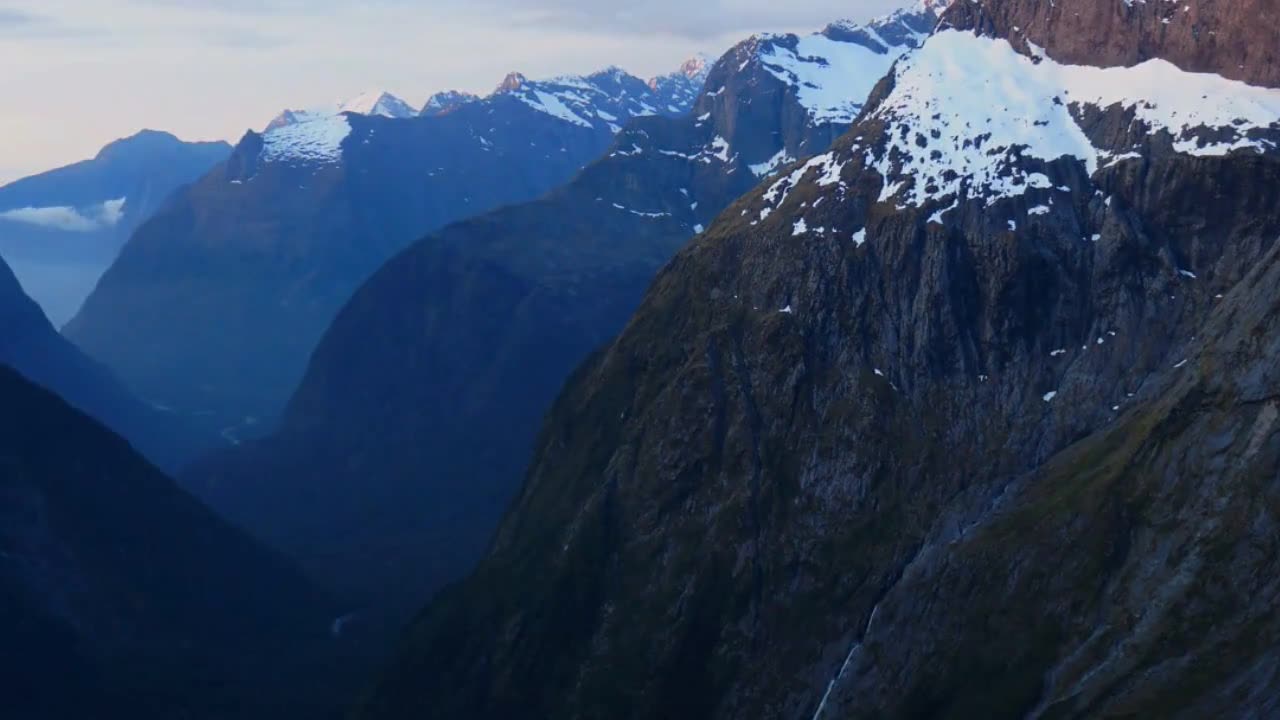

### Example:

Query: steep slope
xmin=354 ymin=1 xmax=1280 ymax=718
xmin=65 ymin=62 xmax=701 ymax=436
xmin=0 ymin=131 xmax=229 ymax=324
xmin=186 ymin=4 xmax=943 ymax=633
xmin=0 ymin=255 xmax=209 ymax=470
xmin=0 ymin=365 xmax=350 ymax=719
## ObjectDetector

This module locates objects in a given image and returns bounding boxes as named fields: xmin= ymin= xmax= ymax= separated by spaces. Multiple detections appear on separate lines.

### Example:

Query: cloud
xmin=201 ymin=26 xmax=290 ymax=49
xmin=0 ymin=7 xmax=35 ymax=23
xmin=0 ymin=198 xmax=127 ymax=232
xmin=0 ymin=7 xmax=41 ymax=32
xmin=459 ymin=0 xmax=910 ymax=39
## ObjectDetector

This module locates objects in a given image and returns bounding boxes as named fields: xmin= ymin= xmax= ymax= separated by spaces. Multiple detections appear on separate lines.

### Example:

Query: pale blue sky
xmin=0 ymin=0 xmax=905 ymax=183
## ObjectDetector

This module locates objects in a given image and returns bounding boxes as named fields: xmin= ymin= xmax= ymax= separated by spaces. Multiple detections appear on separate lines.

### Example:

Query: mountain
xmin=64 ymin=60 xmax=705 ymax=438
xmin=339 ymin=90 xmax=418 ymax=119
xmin=0 ymin=364 xmax=355 ymax=719
xmin=0 ymin=131 xmax=229 ymax=325
xmin=648 ymin=54 xmax=710 ymax=113
xmin=420 ymin=90 xmax=479 ymax=116
xmin=1 ymin=254 xmax=209 ymax=470
xmin=184 ymin=4 xmax=943 ymax=633
xmin=352 ymin=1 xmax=1280 ymax=718
xmin=266 ymin=90 xmax=418 ymax=130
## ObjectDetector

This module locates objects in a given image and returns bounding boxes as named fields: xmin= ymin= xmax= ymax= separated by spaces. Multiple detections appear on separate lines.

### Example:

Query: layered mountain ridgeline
xmin=0 ymin=130 xmax=229 ymax=325
xmin=354 ymin=1 xmax=1280 ymax=718
xmin=64 ymin=63 xmax=705 ymax=437
xmin=0 ymin=365 xmax=356 ymax=719
xmin=1 ymin=255 xmax=208 ymax=470
xmin=184 ymin=4 xmax=944 ymax=634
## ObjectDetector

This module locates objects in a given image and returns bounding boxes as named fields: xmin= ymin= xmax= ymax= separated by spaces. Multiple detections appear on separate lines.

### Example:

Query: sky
xmin=0 ymin=0 xmax=906 ymax=184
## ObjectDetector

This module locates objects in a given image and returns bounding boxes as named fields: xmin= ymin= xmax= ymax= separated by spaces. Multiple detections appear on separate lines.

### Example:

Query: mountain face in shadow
xmin=1 ymin=255 xmax=210 ymax=470
xmin=0 ymin=364 xmax=355 ymax=719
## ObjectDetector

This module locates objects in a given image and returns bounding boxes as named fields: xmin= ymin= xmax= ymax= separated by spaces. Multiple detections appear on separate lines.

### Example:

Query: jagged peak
xmin=337 ymin=90 xmax=416 ymax=119
xmin=421 ymin=90 xmax=480 ymax=117
xmin=495 ymin=72 xmax=527 ymax=93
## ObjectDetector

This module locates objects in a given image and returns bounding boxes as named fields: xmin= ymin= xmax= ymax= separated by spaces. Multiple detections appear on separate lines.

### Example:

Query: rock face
xmin=64 ymin=63 xmax=700 ymax=437
xmin=0 ymin=365 xmax=348 ymax=719
xmin=949 ymin=0 xmax=1280 ymax=86
xmin=0 ymin=130 xmax=229 ymax=325
xmin=0 ymin=255 xmax=208 ymax=470
xmin=353 ymin=1 xmax=1280 ymax=718
xmin=183 ymin=5 xmax=943 ymax=637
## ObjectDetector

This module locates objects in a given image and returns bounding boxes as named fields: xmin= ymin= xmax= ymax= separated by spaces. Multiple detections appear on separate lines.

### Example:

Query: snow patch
xmin=867 ymin=30 xmax=1280 ymax=208
xmin=262 ymin=114 xmax=351 ymax=164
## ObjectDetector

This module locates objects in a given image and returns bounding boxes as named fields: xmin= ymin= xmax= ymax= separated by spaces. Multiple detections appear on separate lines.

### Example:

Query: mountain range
xmin=349 ymin=0 xmax=1280 ymax=717
xmin=0 ymin=131 xmax=229 ymax=325
xmin=64 ymin=58 xmax=709 ymax=438
xmin=184 ymin=3 xmax=944 ymax=634
xmin=9 ymin=0 xmax=1280 ymax=717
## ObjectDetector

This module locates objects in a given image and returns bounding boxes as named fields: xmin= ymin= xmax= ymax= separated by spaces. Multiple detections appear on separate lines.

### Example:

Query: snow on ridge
xmin=756 ymin=14 xmax=923 ymax=125
xmin=500 ymin=64 xmax=707 ymax=132
xmin=262 ymin=114 xmax=351 ymax=165
xmin=864 ymin=29 xmax=1280 ymax=208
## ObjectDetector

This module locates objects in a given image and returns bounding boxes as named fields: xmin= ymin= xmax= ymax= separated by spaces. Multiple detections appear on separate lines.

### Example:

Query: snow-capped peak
xmin=264 ymin=90 xmax=415 ymax=132
xmin=421 ymin=90 xmax=480 ymax=117
xmin=494 ymin=65 xmax=699 ymax=132
xmin=736 ymin=4 xmax=939 ymax=126
xmin=338 ymin=90 xmax=417 ymax=119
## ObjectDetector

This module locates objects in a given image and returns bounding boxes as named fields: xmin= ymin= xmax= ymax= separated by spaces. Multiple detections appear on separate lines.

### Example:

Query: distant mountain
xmin=420 ymin=90 xmax=479 ymax=117
xmin=0 ymin=365 xmax=352 ymax=719
xmin=648 ymin=54 xmax=710 ymax=112
xmin=0 ymin=131 xmax=229 ymax=325
xmin=185 ymin=4 xmax=942 ymax=632
xmin=265 ymin=89 xmax=418 ymax=131
xmin=1 ymin=254 xmax=210 ymax=471
xmin=338 ymin=90 xmax=418 ymax=119
xmin=65 ymin=59 xmax=705 ymax=438
xmin=351 ymin=0 xmax=1280 ymax=718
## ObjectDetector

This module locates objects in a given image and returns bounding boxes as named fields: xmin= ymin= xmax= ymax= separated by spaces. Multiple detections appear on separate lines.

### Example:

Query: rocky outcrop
xmin=353 ymin=1 xmax=1280 ymax=718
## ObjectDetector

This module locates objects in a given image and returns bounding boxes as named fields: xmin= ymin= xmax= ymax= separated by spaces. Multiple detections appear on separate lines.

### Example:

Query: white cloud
xmin=0 ymin=198 xmax=128 ymax=232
